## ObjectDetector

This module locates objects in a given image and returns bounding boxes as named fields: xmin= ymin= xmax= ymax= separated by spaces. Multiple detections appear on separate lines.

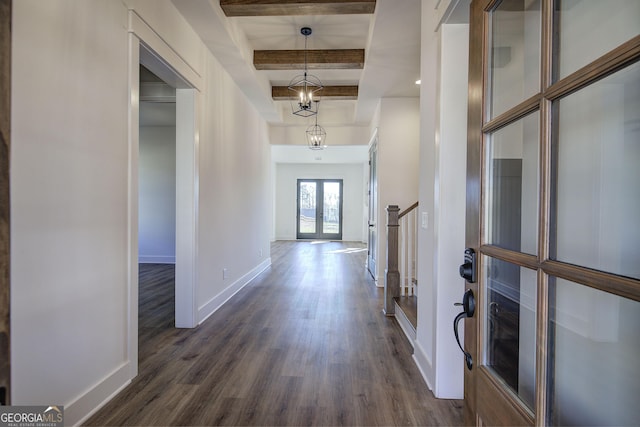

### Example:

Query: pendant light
xmin=306 ymin=101 xmax=326 ymax=150
xmin=288 ymin=27 xmax=323 ymax=117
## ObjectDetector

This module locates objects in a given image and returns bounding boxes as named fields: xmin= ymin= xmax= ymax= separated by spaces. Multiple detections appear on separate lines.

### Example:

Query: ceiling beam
xmin=272 ymin=85 xmax=358 ymax=100
xmin=255 ymin=49 xmax=364 ymax=70
xmin=220 ymin=0 xmax=376 ymax=16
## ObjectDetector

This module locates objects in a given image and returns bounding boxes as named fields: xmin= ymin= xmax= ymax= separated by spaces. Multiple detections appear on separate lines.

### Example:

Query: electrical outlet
xmin=223 ymin=268 xmax=228 ymax=280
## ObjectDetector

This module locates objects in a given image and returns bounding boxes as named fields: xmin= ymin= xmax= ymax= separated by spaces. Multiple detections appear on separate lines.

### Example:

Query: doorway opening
xmin=367 ymin=136 xmax=378 ymax=281
xmin=127 ymin=41 xmax=199 ymax=369
xmin=138 ymin=64 xmax=177 ymax=333
xmin=296 ymin=179 xmax=343 ymax=240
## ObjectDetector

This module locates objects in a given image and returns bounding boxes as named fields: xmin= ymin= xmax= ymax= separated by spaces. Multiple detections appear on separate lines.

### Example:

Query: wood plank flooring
xmin=85 ymin=241 xmax=463 ymax=426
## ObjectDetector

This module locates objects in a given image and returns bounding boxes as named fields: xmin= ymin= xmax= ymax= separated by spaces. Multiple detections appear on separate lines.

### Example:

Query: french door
xmin=464 ymin=0 xmax=639 ymax=425
xmin=296 ymin=179 xmax=343 ymax=240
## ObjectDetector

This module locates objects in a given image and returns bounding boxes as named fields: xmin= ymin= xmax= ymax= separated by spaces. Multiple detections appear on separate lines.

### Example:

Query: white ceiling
xmin=172 ymin=0 xmax=422 ymax=127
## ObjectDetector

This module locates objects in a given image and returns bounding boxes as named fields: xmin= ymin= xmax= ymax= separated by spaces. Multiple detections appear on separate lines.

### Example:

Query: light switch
xmin=421 ymin=211 xmax=428 ymax=229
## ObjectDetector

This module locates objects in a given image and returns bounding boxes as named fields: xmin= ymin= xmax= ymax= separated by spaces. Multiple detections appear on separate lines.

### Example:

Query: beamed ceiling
xmin=220 ymin=0 xmax=377 ymax=16
xmin=172 ymin=0 xmax=422 ymax=126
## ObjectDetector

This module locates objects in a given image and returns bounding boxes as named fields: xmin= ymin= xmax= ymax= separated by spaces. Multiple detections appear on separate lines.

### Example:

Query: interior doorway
xmin=296 ymin=179 xmax=343 ymax=240
xmin=367 ymin=138 xmax=378 ymax=281
xmin=128 ymin=40 xmax=199 ymax=354
xmin=138 ymin=64 xmax=177 ymax=331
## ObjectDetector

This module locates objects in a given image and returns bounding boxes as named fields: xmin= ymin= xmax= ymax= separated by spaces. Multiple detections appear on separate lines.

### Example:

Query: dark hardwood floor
xmin=85 ymin=241 xmax=463 ymax=426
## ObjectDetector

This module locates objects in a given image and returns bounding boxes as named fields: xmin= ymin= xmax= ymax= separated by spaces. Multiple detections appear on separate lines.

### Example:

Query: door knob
xmin=453 ymin=289 xmax=475 ymax=370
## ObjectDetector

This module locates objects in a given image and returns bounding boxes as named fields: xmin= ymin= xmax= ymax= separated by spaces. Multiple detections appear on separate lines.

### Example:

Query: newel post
xmin=384 ymin=205 xmax=400 ymax=316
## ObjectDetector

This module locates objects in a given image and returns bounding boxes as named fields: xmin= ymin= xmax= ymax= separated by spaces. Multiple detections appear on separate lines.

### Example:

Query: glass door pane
xmin=483 ymin=256 xmax=538 ymax=410
xmin=488 ymin=0 xmax=541 ymax=119
xmin=555 ymin=0 xmax=640 ymax=80
xmin=298 ymin=181 xmax=317 ymax=235
xmin=548 ymin=278 xmax=640 ymax=426
xmin=553 ymin=61 xmax=640 ymax=279
xmin=323 ymin=181 xmax=341 ymax=235
xmin=484 ymin=112 xmax=539 ymax=254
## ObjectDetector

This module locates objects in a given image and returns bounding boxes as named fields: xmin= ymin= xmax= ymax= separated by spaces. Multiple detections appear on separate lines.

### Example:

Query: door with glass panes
xmin=297 ymin=179 xmax=343 ymax=240
xmin=462 ymin=1 xmax=639 ymax=425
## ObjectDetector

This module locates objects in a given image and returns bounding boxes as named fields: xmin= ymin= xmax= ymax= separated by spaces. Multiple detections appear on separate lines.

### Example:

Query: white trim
xmin=198 ymin=259 xmax=272 ymax=325
xmin=66 ymin=362 xmax=132 ymax=427
xmin=413 ymin=339 xmax=435 ymax=392
xmin=128 ymin=11 xmax=202 ymax=89
xmin=126 ymin=32 xmax=140 ymax=382
xmin=139 ymin=255 xmax=176 ymax=264
xmin=394 ymin=301 xmax=417 ymax=346
xmin=174 ymin=88 xmax=199 ymax=328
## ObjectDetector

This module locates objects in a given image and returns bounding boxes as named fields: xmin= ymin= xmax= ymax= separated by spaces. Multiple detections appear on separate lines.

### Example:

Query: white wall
xmin=11 ymin=1 xmax=130 ymax=421
xmin=414 ymin=0 xmax=469 ymax=399
xmin=196 ymin=51 xmax=272 ymax=323
xmin=369 ymin=98 xmax=420 ymax=284
xmin=274 ymin=163 xmax=366 ymax=242
xmin=11 ymin=0 xmax=272 ymax=424
xmin=139 ymin=125 xmax=176 ymax=263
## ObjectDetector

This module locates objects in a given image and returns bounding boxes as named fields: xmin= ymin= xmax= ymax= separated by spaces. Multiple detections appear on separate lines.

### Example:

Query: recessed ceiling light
xmin=415 ymin=79 xmax=421 ymax=85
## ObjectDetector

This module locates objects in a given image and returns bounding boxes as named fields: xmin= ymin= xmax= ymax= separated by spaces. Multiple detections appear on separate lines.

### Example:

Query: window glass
xmin=483 ymin=256 xmax=538 ymax=409
xmin=489 ymin=0 xmax=541 ymax=118
xmin=485 ymin=112 xmax=539 ymax=254
xmin=548 ymin=278 xmax=640 ymax=425
xmin=554 ymin=62 xmax=640 ymax=279
xmin=299 ymin=181 xmax=316 ymax=234
xmin=555 ymin=0 xmax=640 ymax=80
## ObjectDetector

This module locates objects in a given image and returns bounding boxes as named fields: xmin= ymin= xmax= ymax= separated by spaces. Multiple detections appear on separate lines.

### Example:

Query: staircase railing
xmin=383 ymin=202 xmax=419 ymax=316
xmin=399 ymin=202 xmax=418 ymax=297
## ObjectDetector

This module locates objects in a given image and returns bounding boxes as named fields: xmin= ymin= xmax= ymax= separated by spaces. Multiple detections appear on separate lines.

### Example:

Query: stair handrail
xmin=399 ymin=201 xmax=419 ymax=219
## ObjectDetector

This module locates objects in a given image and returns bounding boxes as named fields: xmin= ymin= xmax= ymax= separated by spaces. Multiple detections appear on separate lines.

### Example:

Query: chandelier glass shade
xmin=288 ymin=27 xmax=323 ymax=117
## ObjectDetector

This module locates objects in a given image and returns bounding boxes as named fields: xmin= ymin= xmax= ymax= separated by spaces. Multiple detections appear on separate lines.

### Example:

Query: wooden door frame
xmin=0 ymin=0 xmax=11 ymax=406
xmin=463 ymin=1 xmax=483 ymax=423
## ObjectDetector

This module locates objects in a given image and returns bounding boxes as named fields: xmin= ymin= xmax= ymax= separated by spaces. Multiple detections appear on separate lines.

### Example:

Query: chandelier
xmin=306 ymin=102 xmax=326 ymax=150
xmin=288 ymin=27 xmax=323 ymax=117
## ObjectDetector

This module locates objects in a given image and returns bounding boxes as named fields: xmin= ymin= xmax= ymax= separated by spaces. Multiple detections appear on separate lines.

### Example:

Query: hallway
xmin=86 ymin=241 xmax=463 ymax=426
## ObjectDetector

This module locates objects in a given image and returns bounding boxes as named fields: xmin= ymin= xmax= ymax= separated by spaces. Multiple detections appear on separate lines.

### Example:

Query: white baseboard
xmin=274 ymin=235 xmax=296 ymax=241
xmin=139 ymin=255 xmax=176 ymax=264
xmin=413 ymin=339 xmax=435 ymax=392
xmin=66 ymin=362 xmax=132 ymax=426
xmin=198 ymin=258 xmax=272 ymax=324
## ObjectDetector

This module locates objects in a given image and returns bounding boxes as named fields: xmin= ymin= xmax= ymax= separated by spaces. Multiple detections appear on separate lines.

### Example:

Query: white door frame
xmin=367 ymin=129 xmax=378 ymax=283
xmin=127 ymin=11 xmax=200 ymax=376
